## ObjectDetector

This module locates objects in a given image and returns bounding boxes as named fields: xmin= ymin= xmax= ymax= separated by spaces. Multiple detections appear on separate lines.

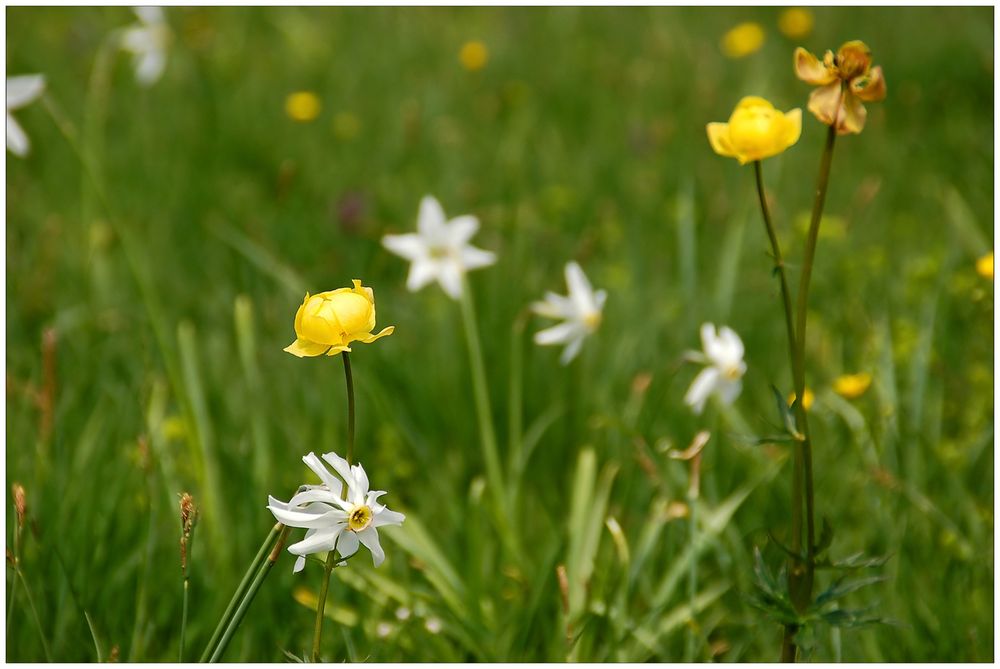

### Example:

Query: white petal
xmin=684 ymin=367 xmax=720 ymax=416
xmin=135 ymin=49 xmax=166 ymax=86
xmin=357 ymin=526 xmax=385 ymax=567
xmin=336 ymin=530 xmax=360 ymax=558
xmin=6 ymin=75 xmax=45 ymax=110
xmin=268 ymin=503 xmax=345 ymax=529
xmin=459 ymin=245 xmax=497 ymax=270
xmin=293 ymin=555 xmax=307 ymax=573
xmin=437 ymin=262 xmax=463 ymax=300
xmin=446 ymin=215 xmax=480 ymax=245
xmin=350 ymin=463 xmax=370 ymax=502
xmin=6 ymin=113 xmax=29 ymax=157
xmin=382 ymin=233 xmax=428 ymax=261
xmin=134 ymin=6 xmax=164 ymax=25
xmin=373 ymin=507 xmax=405 ymax=528
xmin=417 ymin=195 xmax=447 ymax=237
xmin=531 ymin=292 xmax=574 ymax=319
xmin=534 ymin=321 xmax=580 ymax=346
xmin=716 ymin=378 xmax=743 ymax=407
xmin=565 ymin=262 xmax=596 ymax=315
xmin=593 ymin=289 xmax=608 ymax=311
xmin=406 ymin=258 xmax=441 ymax=293
xmin=288 ymin=488 xmax=343 ymax=507
xmin=699 ymin=323 xmax=720 ymax=359
xmin=321 ymin=451 xmax=359 ymax=498
xmin=717 ymin=326 xmax=745 ymax=365
xmin=287 ymin=526 xmax=342 ymax=556
xmin=365 ymin=490 xmax=388 ymax=511
xmin=303 ymin=452 xmax=343 ymax=497
xmin=559 ymin=335 xmax=585 ymax=365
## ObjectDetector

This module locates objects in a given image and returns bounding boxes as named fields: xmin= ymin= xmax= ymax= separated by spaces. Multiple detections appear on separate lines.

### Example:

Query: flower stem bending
xmin=342 ymin=352 xmax=356 ymax=464
xmin=200 ymin=523 xmax=282 ymax=662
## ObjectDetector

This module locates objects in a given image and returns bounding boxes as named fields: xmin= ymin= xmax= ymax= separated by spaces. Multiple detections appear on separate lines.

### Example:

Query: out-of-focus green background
xmin=6 ymin=6 xmax=993 ymax=662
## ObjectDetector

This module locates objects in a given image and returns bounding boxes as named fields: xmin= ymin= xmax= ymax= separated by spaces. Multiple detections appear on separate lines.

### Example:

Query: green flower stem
xmin=179 ymin=531 xmax=194 ymax=662
xmin=209 ymin=525 xmax=291 ymax=663
xmin=458 ymin=276 xmax=520 ymax=558
xmin=311 ymin=541 xmax=340 ymax=662
xmin=342 ymin=352 xmax=356 ymax=464
xmin=15 ymin=568 xmax=51 ymax=662
xmin=200 ymin=523 xmax=282 ymax=662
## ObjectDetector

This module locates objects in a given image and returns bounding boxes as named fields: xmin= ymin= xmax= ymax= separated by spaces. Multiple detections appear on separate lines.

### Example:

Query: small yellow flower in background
xmin=794 ymin=40 xmax=886 ymax=135
xmin=833 ymin=372 xmax=872 ymax=399
xmin=459 ymin=40 xmax=489 ymax=71
xmin=976 ymin=251 xmax=994 ymax=280
xmin=707 ymin=96 xmax=802 ymax=164
xmin=788 ymin=388 xmax=815 ymax=411
xmin=284 ymin=280 xmax=394 ymax=358
xmin=721 ymin=22 xmax=765 ymax=59
xmin=778 ymin=8 xmax=814 ymax=40
xmin=285 ymin=91 xmax=321 ymax=123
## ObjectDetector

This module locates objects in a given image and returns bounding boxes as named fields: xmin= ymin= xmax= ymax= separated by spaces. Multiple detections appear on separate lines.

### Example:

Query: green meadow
xmin=5 ymin=6 xmax=994 ymax=662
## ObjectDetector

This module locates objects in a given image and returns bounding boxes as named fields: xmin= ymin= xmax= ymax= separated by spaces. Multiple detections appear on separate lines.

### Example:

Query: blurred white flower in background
xmin=382 ymin=195 xmax=497 ymax=300
xmin=684 ymin=323 xmax=746 ymax=415
xmin=267 ymin=451 xmax=405 ymax=573
xmin=6 ymin=74 xmax=46 ymax=157
xmin=531 ymin=261 xmax=606 ymax=365
xmin=121 ymin=7 xmax=171 ymax=86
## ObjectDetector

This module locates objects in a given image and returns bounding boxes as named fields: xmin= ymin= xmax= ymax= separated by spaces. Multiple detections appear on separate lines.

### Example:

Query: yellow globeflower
xmin=788 ymin=388 xmax=815 ymax=411
xmin=721 ymin=22 xmax=765 ymax=59
xmin=794 ymin=40 xmax=886 ymax=135
xmin=285 ymin=91 xmax=321 ymax=123
xmin=707 ymin=96 xmax=802 ymax=164
xmin=976 ymin=251 xmax=993 ymax=280
xmin=284 ymin=280 xmax=394 ymax=358
xmin=833 ymin=372 xmax=872 ymax=399
xmin=778 ymin=8 xmax=813 ymax=40
xmin=459 ymin=41 xmax=489 ymax=71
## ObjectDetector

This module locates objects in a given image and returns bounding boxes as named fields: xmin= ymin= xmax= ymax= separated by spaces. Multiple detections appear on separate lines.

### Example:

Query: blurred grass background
xmin=5 ymin=6 xmax=994 ymax=662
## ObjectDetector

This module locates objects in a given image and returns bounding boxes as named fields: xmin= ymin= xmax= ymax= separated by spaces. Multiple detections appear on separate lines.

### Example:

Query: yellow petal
xmin=807 ymin=82 xmax=843 ymax=126
xmin=284 ymin=338 xmax=331 ymax=357
xmin=706 ymin=122 xmax=736 ymax=158
xmin=782 ymin=108 xmax=803 ymax=150
xmin=835 ymin=40 xmax=872 ymax=80
xmin=976 ymin=252 xmax=994 ymax=280
xmin=778 ymin=8 xmax=813 ymax=40
xmin=325 ymin=344 xmax=352 ymax=356
xmin=838 ymin=94 xmax=867 ymax=135
xmin=720 ymin=22 xmax=765 ymax=59
xmin=794 ymin=47 xmax=837 ymax=85
xmin=355 ymin=325 xmax=395 ymax=344
xmin=851 ymin=65 xmax=886 ymax=102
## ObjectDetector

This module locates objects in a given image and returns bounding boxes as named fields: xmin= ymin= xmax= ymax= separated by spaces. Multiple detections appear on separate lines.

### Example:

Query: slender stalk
xmin=311 ymin=542 xmax=340 ymax=662
xmin=685 ymin=461 xmax=700 ymax=662
xmin=180 ymin=577 xmax=190 ymax=662
xmin=209 ymin=525 xmax=291 ymax=662
xmin=200 ymin=523 xmax=282 ymax=662
xmin=342 ymin=352 xmax=356 ymax=463
xmin=15 ymin=569 xmax=51 ymax=661
xmin=6 ymin=570 xmax=19 ymax=640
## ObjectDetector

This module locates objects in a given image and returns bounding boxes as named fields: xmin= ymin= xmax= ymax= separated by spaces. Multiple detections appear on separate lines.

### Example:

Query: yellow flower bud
xmin=284 ymin=280 xmax=394 ymax=358
xmin=285 ymin=91 xmax=321 ymax=123
xmin=778 ymin=8 xmax=813 ymax=40
xmin=832 ymin=372 xmax=872 ymax=400
xmin=706 ymin=96 xmax=801 ymax=164
xmin=459 ymin=41 xmax=489 ymax=71
xmin=976 ymin=251 xmax=994 ymax=280
xmin=720 ymin=22 xmax=765 ymax=59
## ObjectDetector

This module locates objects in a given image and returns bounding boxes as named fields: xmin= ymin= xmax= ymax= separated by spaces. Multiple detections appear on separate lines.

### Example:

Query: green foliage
xmin=5 ymin=6 xmax=994 ymax=662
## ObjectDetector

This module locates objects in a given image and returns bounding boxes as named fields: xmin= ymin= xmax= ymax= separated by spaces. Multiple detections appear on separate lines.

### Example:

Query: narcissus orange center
xmin=707 ymin=96 xmax=802 ymax=164
xmin=348 ymin=504 xmax=374 ymax=532
xmin=284 ymin=279 xmax=394 ymax=358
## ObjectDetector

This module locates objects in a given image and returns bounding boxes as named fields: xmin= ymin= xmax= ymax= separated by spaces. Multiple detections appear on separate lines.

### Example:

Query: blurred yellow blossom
xmin=284 ymin=280 xmax=394 ymax=358
xmin=833 ymin=372 xmax=872 ymax=399
xmin=788 ymin=388 xmax=815 ymax=411
xmin=459 ymin=41 xmax=489 ymax=71
xmin=778 ymin=8 xmax=814 ymax=39
xmin=721 ymin=22 xmax=765 ymax=59
xmin=794 ymin=40 xmax=886 ymax=135
xmin=707 ymin=96 xmax=801 ymax=164
xmin=976 ymin=251 xmax=993 ymax=280
xmin=285 ymin=91 xmax=321 ymax=122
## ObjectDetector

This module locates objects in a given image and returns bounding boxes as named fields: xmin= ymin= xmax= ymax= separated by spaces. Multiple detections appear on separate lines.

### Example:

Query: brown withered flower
xmin=794 ymin=40 xmax=886 ymax=135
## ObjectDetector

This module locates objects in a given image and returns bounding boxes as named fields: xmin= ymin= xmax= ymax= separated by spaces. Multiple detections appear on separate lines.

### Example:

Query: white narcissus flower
xmin=684 ymin=323 xmax=746 ymax=415
xmin=6 ymin=74 xmax=46 ymax=157
xmin=531 ymin=261 xmax=606 ymax=365
xmin=381 ymin=195 xmax=497 ymax=300
xmin=267 ymin=451 xmax=405 ymax=573
xmin=120 ymin=7 xmax=171 ymax=87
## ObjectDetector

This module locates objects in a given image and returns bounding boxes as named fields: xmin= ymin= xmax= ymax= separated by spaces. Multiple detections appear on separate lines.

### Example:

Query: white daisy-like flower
xmin=267 ymin=451 xmax=405 ymax=573
xmin=381 ymin=195 xmax=497 ymax=300
xmin=531 ymin=261 xmax=606 ymax=365
xmin=120 ymin=7 xmax=171 ymax=87
xmin=6 ymin=74 xmax=46 ymax=157
xmin=684 ymin=323 xmax=747 ymax=415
